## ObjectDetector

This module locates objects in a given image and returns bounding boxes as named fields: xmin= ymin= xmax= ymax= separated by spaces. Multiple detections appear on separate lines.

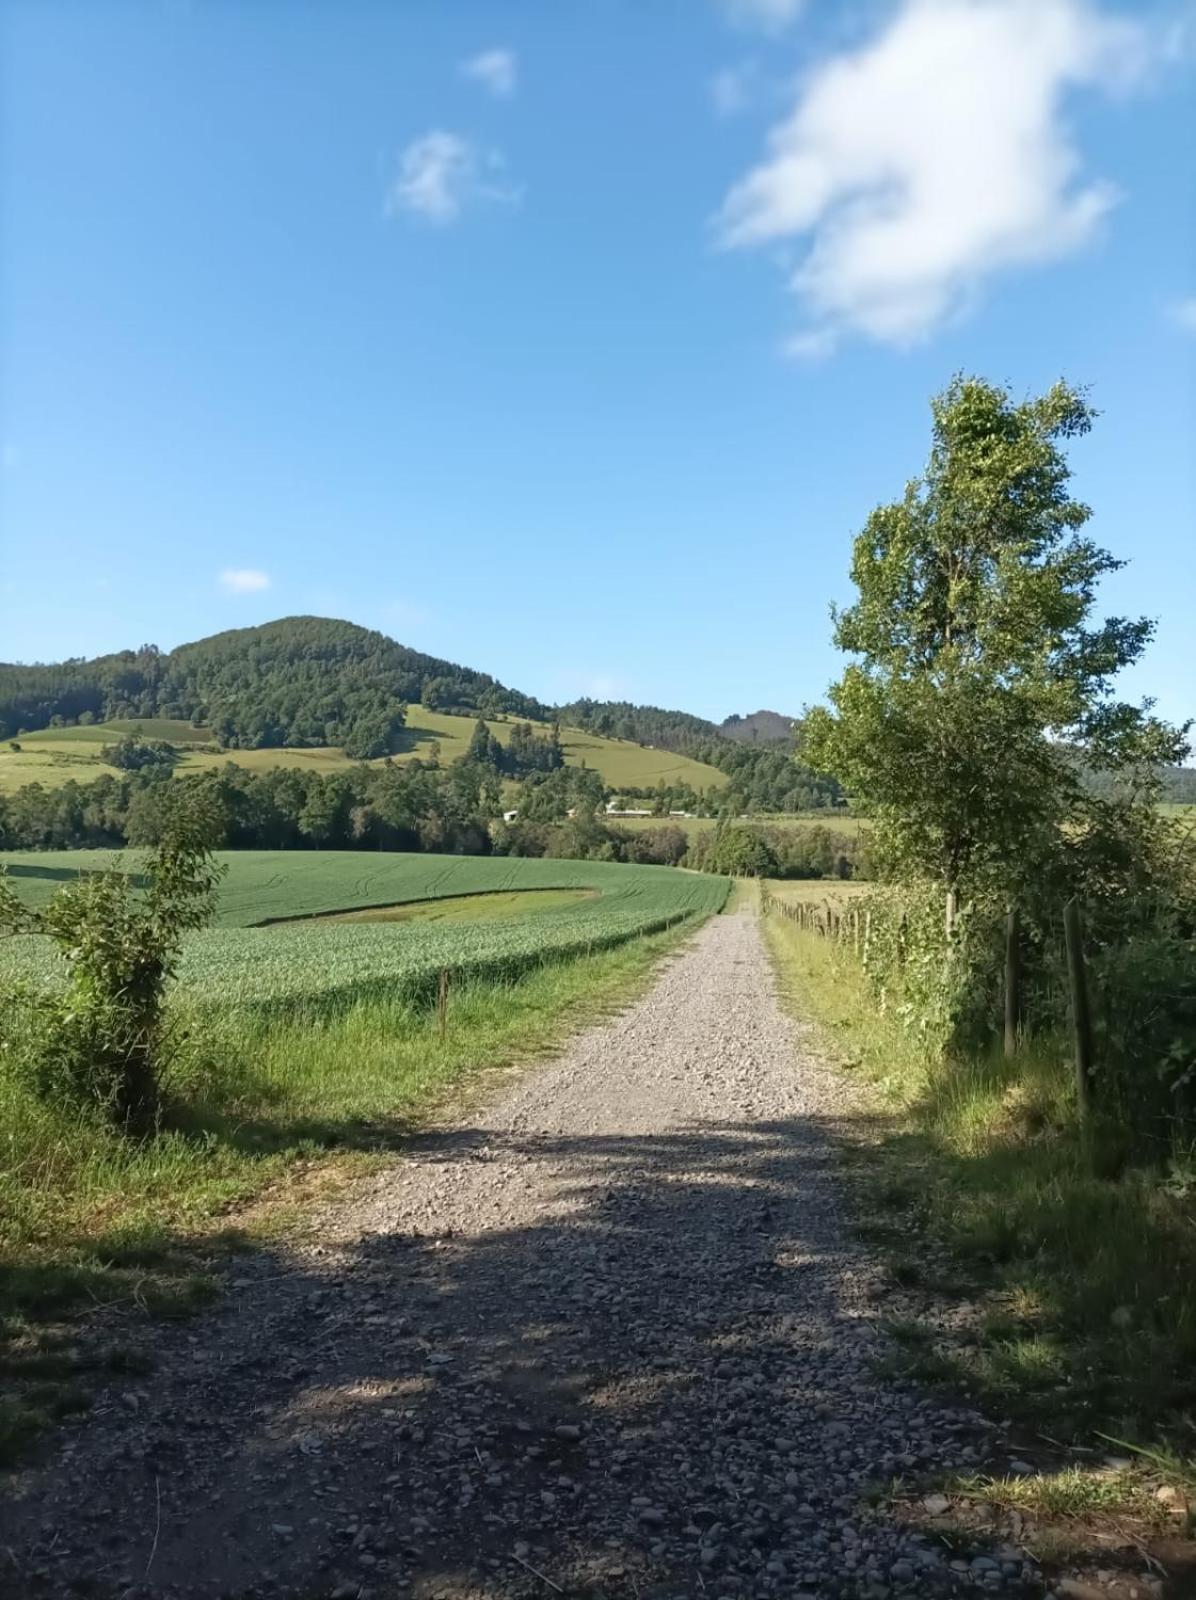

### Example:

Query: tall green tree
xmin=804 ymin=376 xmax=1188 ymax=890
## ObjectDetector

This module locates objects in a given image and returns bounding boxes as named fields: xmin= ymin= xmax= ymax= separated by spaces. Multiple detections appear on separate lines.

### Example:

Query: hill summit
xmin=0 ymin=616 xmax=547 ymax=756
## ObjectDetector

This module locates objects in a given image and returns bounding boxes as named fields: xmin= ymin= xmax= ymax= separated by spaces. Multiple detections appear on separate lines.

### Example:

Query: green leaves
xmin=3 ymin=814 xmax=224 ymax=1130
xmin=807 ymin=375 xmax=1188 ymax=891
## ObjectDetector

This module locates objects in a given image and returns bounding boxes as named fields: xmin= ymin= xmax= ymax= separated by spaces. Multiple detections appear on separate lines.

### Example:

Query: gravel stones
xmin=0 ymin=912 xmax=1141 ymax=1598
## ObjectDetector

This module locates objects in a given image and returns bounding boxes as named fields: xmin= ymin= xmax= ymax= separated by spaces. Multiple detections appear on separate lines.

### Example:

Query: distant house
xmin=502 ymin=809 xmax=519 ymax=823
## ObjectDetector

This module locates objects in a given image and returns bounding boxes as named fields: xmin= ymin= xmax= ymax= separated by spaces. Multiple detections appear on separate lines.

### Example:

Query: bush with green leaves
xmin=0 ymin=811 xmax=223 ymax=1132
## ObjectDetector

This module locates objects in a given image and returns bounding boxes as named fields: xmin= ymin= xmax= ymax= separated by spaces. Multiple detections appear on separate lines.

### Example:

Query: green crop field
xmin=0 ymin=850 xmax=729 ymax=1012
xmin=0 ymin=709 xmax=727 ymax=796
xmin=0 ymin=848 xmax=728 ymax=1417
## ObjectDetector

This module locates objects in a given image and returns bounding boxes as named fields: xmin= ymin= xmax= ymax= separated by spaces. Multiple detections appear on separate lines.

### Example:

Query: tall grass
xmin=763 ymin=909 xmax=1196 ymax=1455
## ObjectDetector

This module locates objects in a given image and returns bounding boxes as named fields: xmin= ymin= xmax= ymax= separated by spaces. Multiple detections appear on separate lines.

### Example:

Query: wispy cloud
xmin=710 ymin=61 xmax=759 ymax=116
xmin=1172 ymin=296 xmax=1196 ymax=332
xmin=717 ymin=0 xmax=803 ymax=34
xmin=461 ymin=47 xmax=518 ymax=98
xmin=385 ymin=131 xmax=520 ymax=225
xmin=220 ymin=568 xmax=271 ymax=594
xmin=716 ymin=0 xmax=1154 ymax=349
xmin=782 ymin=326 xmax=837 ymax=362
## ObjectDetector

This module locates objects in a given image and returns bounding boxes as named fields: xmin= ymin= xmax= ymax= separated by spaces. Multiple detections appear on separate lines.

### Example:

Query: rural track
xmin=0 ymin=911 xmax=1147 ymax=1600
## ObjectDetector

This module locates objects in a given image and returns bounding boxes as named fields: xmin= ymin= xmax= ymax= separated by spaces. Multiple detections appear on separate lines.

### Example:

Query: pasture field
xmin=1159 ymin=802 xmax=1196 ymax=823
xmin=0 ymin=850 xmax=729 ymax=1012
xmin=0 ymin=709 xmax=727 ymax=795
xmin=765 ymin=877 xmax=869 ymax=904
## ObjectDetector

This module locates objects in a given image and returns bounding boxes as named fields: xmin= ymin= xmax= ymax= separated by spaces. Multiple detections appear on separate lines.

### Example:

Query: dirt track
xmin=0 ymin=911 xmax=1119 ymax=1598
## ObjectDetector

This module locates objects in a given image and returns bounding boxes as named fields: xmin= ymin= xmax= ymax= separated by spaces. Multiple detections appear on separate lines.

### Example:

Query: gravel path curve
xmin=4 ymin=911 xmax=1044 ymax=1599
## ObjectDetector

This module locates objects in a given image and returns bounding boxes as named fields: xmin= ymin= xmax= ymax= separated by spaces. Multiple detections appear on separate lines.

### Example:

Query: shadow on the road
xmin=2 ymin=1117 xmax=1187 ymax=1599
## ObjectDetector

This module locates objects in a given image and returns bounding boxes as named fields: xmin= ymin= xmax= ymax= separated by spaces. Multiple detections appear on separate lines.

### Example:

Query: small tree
xmin=0 ymin=801 xmax=224 ymax=1132
xmin=804 ymin=376 xmax=1188 ymax=896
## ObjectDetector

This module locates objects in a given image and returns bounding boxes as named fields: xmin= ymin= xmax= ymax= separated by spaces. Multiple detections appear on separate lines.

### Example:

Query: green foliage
xmin=0 ymin=616 xmax=548 ymax=752
xmin=99 ymin=730 xmax=179 ymax=771
xmin=765 ymin=914 xmax=1196 ymax=1448
xmin=0 ymin=803 xmax=224 ymax=1129
xmin=688 ymin=821 xmax=863 ymax=881
xmin=688 ymin=825 xmax=779 ymax=877
xmin=804 ymin=375 xmax=1189 ymax=892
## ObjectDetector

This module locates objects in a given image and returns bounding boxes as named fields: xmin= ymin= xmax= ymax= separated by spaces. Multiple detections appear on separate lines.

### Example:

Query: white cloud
xmin=717 ymin=0 xmax=1153 ymax=348
xmin=220 ymin=568 xmax=271 ymax=594
xmin=1172 ymin=296 xmax=1196 ymax=332
xmin=385 ymin=131 xmax=519 ymax=224
xmin=461 ymin=47 xmax=518 ymax=98
xmin=718 ymin=0 xmax=803 ymax=34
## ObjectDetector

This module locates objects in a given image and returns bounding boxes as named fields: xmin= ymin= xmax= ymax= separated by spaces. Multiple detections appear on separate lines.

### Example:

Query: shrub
xmin=0 ymin=810 xmax=223 ymax=1132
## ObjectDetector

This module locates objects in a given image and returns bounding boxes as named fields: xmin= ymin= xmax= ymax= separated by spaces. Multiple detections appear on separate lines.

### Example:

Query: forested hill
xmin=556 ymin=699 xmax=721 ymax=751
xmin=556 ymin=697 xmax=842 ymax=810
xmin=0 ymin=617 xmax=548 ymax=756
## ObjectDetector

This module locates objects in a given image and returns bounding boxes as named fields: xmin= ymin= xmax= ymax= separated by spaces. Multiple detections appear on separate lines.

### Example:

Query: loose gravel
xmin=0 ymin=911 xmax=1123 ymax=1598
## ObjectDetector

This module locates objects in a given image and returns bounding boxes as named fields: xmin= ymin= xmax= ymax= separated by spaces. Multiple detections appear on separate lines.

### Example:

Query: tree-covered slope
xmin=0 ymin=617 xmax=547 ymax=755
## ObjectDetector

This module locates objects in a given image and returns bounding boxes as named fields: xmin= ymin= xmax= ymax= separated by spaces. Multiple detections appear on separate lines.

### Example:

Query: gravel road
xmin=0 ymin=911 xmax=1110 ymax=1598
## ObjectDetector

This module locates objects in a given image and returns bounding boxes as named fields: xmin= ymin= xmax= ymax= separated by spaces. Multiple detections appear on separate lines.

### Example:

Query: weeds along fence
xmin=760 ymin=882 xmax=1196 ymax=1155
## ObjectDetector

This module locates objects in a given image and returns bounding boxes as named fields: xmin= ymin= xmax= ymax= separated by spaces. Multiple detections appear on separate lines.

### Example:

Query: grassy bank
xmin=0 ymin=918 xmax=699 ymax=1462
xmin=762 ymin=907 xmax=1196 ymax=1461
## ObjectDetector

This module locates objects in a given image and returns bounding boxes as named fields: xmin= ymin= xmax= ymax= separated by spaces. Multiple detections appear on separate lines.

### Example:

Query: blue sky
xmin=1 ymin=0 xmax=1193 ymax=728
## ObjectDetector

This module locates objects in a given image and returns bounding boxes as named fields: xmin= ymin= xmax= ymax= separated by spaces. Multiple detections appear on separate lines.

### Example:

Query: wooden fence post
xmin=862 ymin=909 xmax=872 ymax=972
xmin=1063 ymin=898 xmax=1095 ymax=1139
xmin=1003 ymin=907 xmax=1020 ymax=1058
xmin=437 ymin=968 xmax=450 ymax=1043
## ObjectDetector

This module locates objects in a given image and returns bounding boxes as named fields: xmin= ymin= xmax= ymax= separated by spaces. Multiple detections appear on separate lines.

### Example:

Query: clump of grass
xmin=763 ymin=914 xmax=1196 ymax=1456
xmin=950 ymin=1466 xmax=1169 ymax=1524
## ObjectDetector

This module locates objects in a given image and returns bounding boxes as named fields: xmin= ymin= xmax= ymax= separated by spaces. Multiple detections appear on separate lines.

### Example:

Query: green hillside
xmin=0 ymin=616 xmax=547 ymax=754
xmin=0 ymin=708 xmax=727 ymax=795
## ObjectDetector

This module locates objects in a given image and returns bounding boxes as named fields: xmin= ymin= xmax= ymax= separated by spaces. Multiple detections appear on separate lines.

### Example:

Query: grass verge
xmin=0 ymin=916 xmax=701 ymax=1463
xmin=761 ymin=907 xmax=1196 ymax=1465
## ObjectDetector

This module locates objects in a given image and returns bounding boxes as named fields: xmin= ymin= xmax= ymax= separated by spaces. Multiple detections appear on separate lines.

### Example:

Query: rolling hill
xmin=0 ymin=616 xmax=548 ymax=755
xmin=0 ymin=709 xmax=727 ymax=796
xmin=0 ymin=618 xmax=737 ymax=797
